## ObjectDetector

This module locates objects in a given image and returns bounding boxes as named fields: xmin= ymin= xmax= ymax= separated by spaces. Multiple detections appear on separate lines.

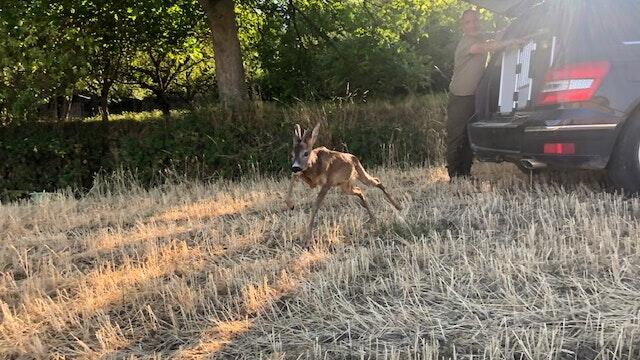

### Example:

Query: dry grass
xmin=1 ymin=163 xmax=639 ymax=359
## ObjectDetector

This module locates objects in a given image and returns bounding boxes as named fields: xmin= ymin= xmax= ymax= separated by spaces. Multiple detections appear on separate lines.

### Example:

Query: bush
xmin=0 ymin=95 xmax=446 ymax=196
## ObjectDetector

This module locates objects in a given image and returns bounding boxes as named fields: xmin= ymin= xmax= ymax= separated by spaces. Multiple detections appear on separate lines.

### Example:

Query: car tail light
xmin=543 ymin=143 xmax=575 ymax=155
xmin=536 ymin=61 xmax=610 ymax=106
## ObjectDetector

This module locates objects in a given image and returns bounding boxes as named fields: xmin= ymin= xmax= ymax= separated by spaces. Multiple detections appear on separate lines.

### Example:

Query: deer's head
xmin=291 ymin=123 xmax=320 ymax=173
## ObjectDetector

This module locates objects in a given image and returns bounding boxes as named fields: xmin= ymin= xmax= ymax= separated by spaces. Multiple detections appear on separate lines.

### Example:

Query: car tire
xmin=607 ymin=118 xmax=640 ymax=194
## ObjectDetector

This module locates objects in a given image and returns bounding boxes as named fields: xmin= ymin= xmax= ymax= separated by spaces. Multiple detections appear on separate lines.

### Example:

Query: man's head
xmin=460 ymin=9 xmax=481 ymax=37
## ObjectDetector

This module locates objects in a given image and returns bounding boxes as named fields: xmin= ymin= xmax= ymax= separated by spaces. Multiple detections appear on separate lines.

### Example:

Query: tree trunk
xmin=98 ymin=81 xmax=117 ymax=163
xmin=65 ymin=95 xmax=73 ymax=121
xmin=60 ymin=95 xmax=73 ymax=122
xmin=157 ymin=92 xmax=171 ymax=118
xmin=53 ymin=96 xmax=60 ymax=121
xmin=100 ymin=83 xmax=111 ymax=124
xmin=199 ymin=0 xmax=248 ymax=107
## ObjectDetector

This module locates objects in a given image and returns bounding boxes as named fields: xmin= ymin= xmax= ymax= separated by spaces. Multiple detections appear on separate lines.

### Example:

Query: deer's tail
xmin=353 ymin=157 xmax=402 ymax=210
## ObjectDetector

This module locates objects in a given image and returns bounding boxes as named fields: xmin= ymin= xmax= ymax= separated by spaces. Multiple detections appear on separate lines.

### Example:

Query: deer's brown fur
xmin=285 ymin=123 xmax=401 ymax=246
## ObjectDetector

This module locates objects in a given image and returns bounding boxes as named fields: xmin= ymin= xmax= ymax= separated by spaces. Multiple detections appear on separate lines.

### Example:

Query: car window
xmin=503 ymin=0 xmax=640 ymax=64
xmin=553 ymin=0 xmax=640 ymax=64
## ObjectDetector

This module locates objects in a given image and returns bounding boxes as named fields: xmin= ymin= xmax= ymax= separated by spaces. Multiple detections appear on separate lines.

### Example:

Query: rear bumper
xmin=468 ymin=110 xmax=623 ymax=169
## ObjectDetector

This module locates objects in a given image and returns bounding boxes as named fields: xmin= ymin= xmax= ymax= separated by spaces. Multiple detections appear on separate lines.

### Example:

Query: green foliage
xmin=0 ymin=0 xmax=89 ymax=121
xmin=0 ymin=121 xmax=106 ymax=191
xmin=0 ymin=96 xmax=446 ymax=194
xmin=0 ymin=0 xmax=489 ymax=198
xmin=0 ymin=0 xmax=217 ymax=122
xmin=127 ymin=0 xmax=215 ymax=109
xmin=1 ymin=0 xmax=478 ymax=122
xmin=244 ymin=0 xmax=469 ymax=100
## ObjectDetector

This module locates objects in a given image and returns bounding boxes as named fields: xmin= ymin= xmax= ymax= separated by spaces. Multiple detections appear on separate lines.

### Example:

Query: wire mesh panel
xmin=499 ymin=49 xmax=519 ymax=114
xmin=515 ymin=41 xmax=536 ymax=109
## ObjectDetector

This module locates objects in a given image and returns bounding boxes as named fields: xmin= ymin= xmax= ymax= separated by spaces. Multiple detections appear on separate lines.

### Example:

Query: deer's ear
xmin=309 ymin=123 xmax=321 ymax=145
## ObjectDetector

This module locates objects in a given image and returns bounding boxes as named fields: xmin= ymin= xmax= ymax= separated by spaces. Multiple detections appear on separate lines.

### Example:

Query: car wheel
xmin=607 ymin=118 xmax=640 ymax=194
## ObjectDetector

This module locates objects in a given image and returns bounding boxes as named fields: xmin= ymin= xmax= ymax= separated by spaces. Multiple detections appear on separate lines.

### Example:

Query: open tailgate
xmin=462 ymin=0 xmax=540 ymax=16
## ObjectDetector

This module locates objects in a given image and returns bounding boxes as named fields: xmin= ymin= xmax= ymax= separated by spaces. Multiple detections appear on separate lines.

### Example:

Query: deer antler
xmin=294 ymin=124 xmax=303 ymax=140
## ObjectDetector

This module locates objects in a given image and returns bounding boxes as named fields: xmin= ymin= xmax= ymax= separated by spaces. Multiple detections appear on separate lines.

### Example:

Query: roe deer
xmin=285 ymin=123 xmax=402 ymax=246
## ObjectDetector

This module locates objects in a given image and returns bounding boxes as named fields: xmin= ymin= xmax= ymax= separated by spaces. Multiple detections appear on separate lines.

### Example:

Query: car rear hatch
xmin=467 ymin=0 xmax=632 ymax=162
xmin=468 ymin=0 xmax=555 ymax=154
xmin=462 ymin=0 xmax=540 ymax=17
xmin=471 ymin=0 xmax=638 ymax=114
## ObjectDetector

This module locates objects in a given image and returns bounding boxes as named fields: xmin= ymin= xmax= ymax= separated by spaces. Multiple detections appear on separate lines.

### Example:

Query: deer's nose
xmin=291 ymin=166 xmax=303 ymax=173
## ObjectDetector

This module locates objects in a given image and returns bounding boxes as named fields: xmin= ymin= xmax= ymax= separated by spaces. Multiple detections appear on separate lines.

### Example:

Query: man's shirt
xmin=449 ymin=34 xmax=489 ymax=97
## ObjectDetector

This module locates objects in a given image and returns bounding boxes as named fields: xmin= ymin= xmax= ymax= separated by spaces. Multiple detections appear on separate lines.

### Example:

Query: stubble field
xmin=1 ymin=164 xmax=639 ymax=359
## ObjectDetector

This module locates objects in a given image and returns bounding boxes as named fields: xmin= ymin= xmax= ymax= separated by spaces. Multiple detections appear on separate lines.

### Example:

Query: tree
xmin=199 ymin=0 xmax=248 ymax=107
xmin=1 ymin=0 xmax=477 ymax=121
xmin=0 ymin=0 xmax=88 ymax=122
xmin=1 ymin=0 xmax=220 ymax=122
xmin=64 ymin=1 xmax=144 ymax=124
xmin=246 ymin=0 xmax=469 ymax=100
xmin=127 ymin=1 xmax=214 ymax=117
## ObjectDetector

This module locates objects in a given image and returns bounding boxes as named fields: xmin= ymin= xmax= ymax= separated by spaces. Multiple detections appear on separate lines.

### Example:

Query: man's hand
xmin=469 ymin=37 xmax=528 ymax=55
xmin=494 ymin=28 xmax=507 ymax=41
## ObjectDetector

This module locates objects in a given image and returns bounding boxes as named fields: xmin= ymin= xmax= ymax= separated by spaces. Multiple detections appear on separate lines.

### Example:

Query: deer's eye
xmin=304 ymin=151 xmax=309 ymax=157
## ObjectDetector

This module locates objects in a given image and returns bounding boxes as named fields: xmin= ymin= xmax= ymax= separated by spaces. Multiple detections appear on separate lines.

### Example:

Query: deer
xmin=285 ymin=123 xmax=402 ymax=246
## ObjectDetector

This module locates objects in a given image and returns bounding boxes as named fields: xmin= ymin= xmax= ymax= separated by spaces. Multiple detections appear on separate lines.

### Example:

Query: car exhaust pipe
xmin=520 ymin=159 xmax=547 ymax=170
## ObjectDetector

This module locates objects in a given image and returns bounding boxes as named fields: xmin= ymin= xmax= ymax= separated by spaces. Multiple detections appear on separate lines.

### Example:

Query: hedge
xmin=0 ymin=96 xmax=447 ymax=199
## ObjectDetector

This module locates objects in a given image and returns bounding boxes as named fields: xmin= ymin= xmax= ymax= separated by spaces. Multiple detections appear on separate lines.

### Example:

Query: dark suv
xmin=466 ymin=0 xmax=640 ymax=193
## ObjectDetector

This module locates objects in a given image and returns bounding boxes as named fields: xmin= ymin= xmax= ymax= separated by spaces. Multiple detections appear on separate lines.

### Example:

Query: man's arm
xmin=469 ymin=38 xmax=526 ymax=55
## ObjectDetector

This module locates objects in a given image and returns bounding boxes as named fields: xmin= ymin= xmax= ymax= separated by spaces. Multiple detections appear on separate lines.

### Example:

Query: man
xmin=446 ymin=9 xmax=524 ymax=179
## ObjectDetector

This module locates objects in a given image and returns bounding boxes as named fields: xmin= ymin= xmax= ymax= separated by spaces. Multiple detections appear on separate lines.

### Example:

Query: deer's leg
xmin=353 ymin=160 xmax=402 ymax=211
xmin=285 ymin=173 xmax=299 ymax=210
xmin=374 ymin=183 xmax=402 ymax=211
xmin=341 ymin=183 xmax=375 ymax=222
xmin=305 ymin=185 xmax=330 ymax=245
